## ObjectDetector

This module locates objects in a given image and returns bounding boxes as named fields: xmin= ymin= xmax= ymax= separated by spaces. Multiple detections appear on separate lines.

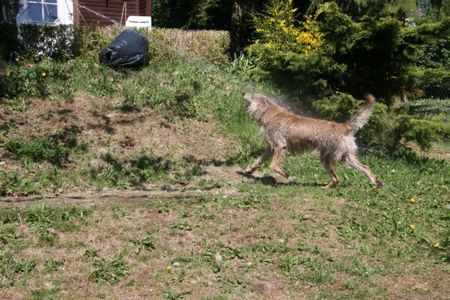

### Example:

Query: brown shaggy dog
xmin=244 ymin=92 xmax=382 ymax=188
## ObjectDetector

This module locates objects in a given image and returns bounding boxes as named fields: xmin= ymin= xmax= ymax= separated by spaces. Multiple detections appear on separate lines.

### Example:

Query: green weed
xmin=227 ymin=53 xmax=256 ymax=76
xmin=0 ymin=168 xmax=68 ymax=197
xmin=89 ymin=153 xmax=171 ymax=189
xmin=30 ymin=287 xmax=60 ymax=300
xmin=0 ymin=224 xmax=23 ymax=247
xmin=84 ymin=248 xmax=98 ymax=259
xmin=4 ymin=98 xmax=29 ymax=112
xmin=5 ymin=126 xmax=83 ymax=166
xmin=1 ymin=64 xmax=49 ymax=98
xmin=0 ymin=172 xmax=39 ymax=196
xmin=88 ymin=253 xmax=129 ymax=284
xmin=133 ymin=234 xmax=155 ymax=254
xmin=0 ymin=250 xmax=36 ymax=286
xmin=26 ymin=204 xmax=89 ymax=232
xmin=164 ymin=290 xmax=192 ymax=300
xmin=44 ymin=259 xmax=64 ymax=273
xmin=23 ymin=204 xmax=90 ymax=246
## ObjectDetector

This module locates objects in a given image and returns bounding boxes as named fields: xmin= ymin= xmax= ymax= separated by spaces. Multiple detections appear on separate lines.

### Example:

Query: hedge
xmin=0 ymin=24 xmax=230 ymax=65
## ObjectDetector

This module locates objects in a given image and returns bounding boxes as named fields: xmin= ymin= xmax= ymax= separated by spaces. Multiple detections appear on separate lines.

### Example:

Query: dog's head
xmin=243 ymin=92 xmax=274 ymax=116
xmin=243 ymin=92 xmax=257 ymax=113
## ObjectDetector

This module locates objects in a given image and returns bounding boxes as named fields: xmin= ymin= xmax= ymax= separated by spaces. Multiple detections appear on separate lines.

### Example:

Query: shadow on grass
xmin=4 ymin=125 xmax=85 ymax=167
xmin=236 ymin=171 xmax=323 ymax=187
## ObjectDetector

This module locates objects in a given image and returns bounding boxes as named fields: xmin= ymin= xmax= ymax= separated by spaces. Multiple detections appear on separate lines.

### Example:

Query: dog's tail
xmin=346 ymin=93 xmax=376 ymax=134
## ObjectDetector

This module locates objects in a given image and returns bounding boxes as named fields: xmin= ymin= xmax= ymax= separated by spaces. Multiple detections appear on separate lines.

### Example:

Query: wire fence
xmin=422 ymin=79 xmax=450 ymax=99
xmin=411 ymin=78 xmax=450 ymax=117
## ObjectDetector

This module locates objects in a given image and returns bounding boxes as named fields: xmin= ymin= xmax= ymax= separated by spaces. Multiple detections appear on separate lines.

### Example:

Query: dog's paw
xmin=275 ymin=175 xmax=295 ymax=184
xmin=322 ymin=181 xmax=340 ymax=189
xmin=287 ymin=176 xmax=296 ymax=182
xmin=374 ymin=179 xmax=383 ymax=188
xmin=244 ymin=167 xmax=256 ymax=175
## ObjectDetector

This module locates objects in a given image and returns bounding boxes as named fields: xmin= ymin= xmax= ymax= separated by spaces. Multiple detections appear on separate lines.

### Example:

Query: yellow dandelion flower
xmin=41 ymin=71 xmax=47 ymax=77
xmin=409 ymin=224 xmax=416 ymax=230
xmin=410 ymin=198 xmax=416 ymax=203
xmin=433 ymin=242 xmax=440 ymax=248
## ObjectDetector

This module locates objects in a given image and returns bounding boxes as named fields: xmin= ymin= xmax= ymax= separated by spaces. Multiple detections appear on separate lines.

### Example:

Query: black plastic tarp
xmin=99 ymin=29 xmax=149 ymax=67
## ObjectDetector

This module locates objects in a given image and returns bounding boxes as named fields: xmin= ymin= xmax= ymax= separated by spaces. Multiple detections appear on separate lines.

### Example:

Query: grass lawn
xmin=1 ymin=153 xmax=448 ymax=299
xmin=1 ymin=44 xmax=449 ymax=299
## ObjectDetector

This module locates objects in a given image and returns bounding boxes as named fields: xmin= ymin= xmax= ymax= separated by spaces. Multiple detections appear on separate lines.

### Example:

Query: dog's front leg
xmin=245 ymin=147 xmax=273 ymax=175
xmin=271 ymin=146 xmax=289 ymax=179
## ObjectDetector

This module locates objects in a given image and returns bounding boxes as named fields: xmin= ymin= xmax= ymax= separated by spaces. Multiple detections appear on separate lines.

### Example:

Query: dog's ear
xmin=243 ymin=92 xmax=253 ymax=102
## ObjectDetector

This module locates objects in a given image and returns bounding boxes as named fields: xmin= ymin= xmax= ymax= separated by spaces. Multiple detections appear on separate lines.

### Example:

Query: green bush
xmin=392 ymin=115 xmax=450 ymax=150
xmin=247 ymin=0 xmax=450 ymax=151
xmin=18 ymin=24 xmax=78 ymax=60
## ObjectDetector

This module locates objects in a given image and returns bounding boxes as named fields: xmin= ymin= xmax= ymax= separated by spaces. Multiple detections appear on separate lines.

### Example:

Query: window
xmin=27 ymin=0 xmax=58 ymax=23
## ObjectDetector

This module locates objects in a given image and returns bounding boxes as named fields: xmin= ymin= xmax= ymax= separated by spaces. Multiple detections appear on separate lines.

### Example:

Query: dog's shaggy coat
xmin=244 ymin=92 xmax=382 ymax=188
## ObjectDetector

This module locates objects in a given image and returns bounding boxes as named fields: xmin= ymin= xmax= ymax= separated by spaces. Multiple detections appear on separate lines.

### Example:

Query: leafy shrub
xmin=247 ymin=0 xmax=450 ymax=151
xmin=312 ymin=92 xmax=359 ymax=122
xmin=227 ymin=53 xmax=257 ymax=76
xmin=392 ymin=115 xmax=450 ymax=149
xmin=18 ymin=24 xmax=78 ymax=61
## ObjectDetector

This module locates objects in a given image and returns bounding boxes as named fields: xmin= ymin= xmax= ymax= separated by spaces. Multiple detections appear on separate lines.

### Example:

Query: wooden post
xmin=73 ymin=0 xmax=80 ymax=26
xmin=147 ymin=0 xmax=151 ymax=16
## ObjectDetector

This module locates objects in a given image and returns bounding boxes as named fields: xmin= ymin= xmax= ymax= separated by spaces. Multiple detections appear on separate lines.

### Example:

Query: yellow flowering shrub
xmin=250 ymin=0 xmax=322 ymax=54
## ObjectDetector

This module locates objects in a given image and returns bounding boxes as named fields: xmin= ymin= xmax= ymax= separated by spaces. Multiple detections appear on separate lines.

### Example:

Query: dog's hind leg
xmin=343 ymin=153 xmax=382 ymax=187
xmin=321 ymin=157 xmax=340 ymax=188
xmin=245 ymin=147 xmax=273 ymax=175
xmin=270 ymin=146 xmax=289 ymax=179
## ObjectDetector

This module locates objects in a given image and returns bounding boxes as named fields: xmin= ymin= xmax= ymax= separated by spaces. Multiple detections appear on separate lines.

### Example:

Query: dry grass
xmin=1 ymin=190 xmax=448 ymax=299
xmin=150 ymin=28 xmax=230 ymax=64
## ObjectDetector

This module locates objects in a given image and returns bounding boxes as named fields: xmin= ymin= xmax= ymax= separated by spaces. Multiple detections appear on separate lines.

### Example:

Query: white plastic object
xmin=125 ymin=16 xmax=152 ymax=29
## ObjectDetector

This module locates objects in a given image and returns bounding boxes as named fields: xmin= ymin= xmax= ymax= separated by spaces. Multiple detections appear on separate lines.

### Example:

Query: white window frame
xmin=27 ymin=0 xmax=58 ymax=24
xmin=16 ymin=0 xmax=73 ymax=25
